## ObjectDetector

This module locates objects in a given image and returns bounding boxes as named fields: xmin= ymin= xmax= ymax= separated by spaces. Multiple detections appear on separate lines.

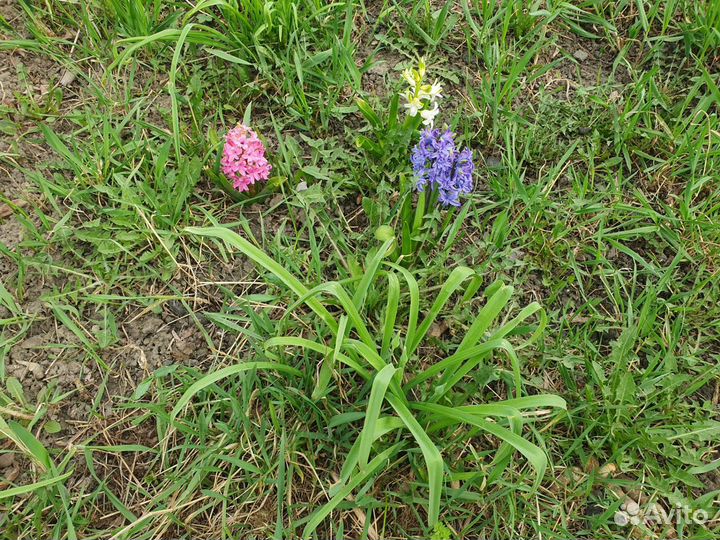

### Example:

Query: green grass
xmin=1 ymin=0 xmax=719 ymax=539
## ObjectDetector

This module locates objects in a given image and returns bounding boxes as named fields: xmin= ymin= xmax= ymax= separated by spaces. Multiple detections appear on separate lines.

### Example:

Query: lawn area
xmin=1 ymin=1 xmax=719 ymax=538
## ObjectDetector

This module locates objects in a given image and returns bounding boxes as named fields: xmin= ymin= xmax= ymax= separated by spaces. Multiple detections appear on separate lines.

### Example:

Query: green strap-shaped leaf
xmin=488 ymin=301 xmax=547 ymax=349
xmin=186 ymin=226 xmax=337 ymax=332
xmin=169 ymin=24 xmax=194 ymax=163
xmin=338 ymin=416 xmax=405 ymax=487
xmin=343 ymin=339 xmax=389 ymax=373
xmin=312 ymin=316 xmax=348 ymax=400
xmin=288 ymin=280 xmax=376 ymax=348
xmin=456 ymin=284 xmax=513 ymax=355
xmin=407 ymin=339 xmax=508 ymax=389
xmin=460 ymin=395 xmax=567 ymax=412
xmin=384 ymin=262 xmax=419 ymax=355
xmin=0 ymin=418 xmax=52 ymax=471
xmin=39 ymin=124 xmax=85 ymax=173
xmin=381 ymin=271 xmax=400 ymax=359
xmin=111 ymin=25 xmax=230 ymax=69
xmin=409 ymin=266 xmax=475 ymax=356
xmin=355 ymin=98 xmax=381 ymax=128
xmin=443 ymin=203 xmax=471 ymax=250
xmin=413 ymin=402 xmax=547 ymax=489
xmin=357 ymin=365 xmax=397 ymax=470
xmin=283 ymin=276 xmax=359 ymax=322
xmin=461 ymin=273 xmax=484 ymax=303
xmin=170 ymin=362 xmax=302 ymax=421
xmin=458 ymin=394 xmax=566 ymax=483
xmin=424 ymin=404 xmax=522 ymax=433
xmin=323 ymin=281 xmax=375 ymax=347
xmin=265 ymin=336 xmax=371 ymax=380
xmin=0 ymin=471 xmax=73 ymax=501
xmin=386 ymin=394 xmax=443 ymax=529
xmin=353 ymin=239 xmax=395 ymax=310
xmin=441 ymin=338 xmax=522 ymax=401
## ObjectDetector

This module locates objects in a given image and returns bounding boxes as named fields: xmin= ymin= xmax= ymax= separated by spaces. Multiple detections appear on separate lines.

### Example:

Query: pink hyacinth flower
xmin=221 ymin=124 xmax=272 ymax=192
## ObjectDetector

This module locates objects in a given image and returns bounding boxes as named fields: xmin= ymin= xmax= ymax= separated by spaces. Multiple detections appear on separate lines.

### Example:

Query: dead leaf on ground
xmin=0 ymin=199 xmax=26 ymax=219
xmin=429 ymin=320 xmax=449 ymax=338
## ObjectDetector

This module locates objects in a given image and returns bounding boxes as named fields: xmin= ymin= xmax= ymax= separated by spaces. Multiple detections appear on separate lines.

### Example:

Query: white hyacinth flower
xmin=420 ymin=101 xmax=439 ymax=127
xmin=401 ymin=68 xmax=416 ymax=89
xmin=401 ymin=58 xmax=442 ymax=125
xmin=403 ymin=95 xmax=423 ymax=117
xmin=427 ymin=81 xmax=443 ymax=101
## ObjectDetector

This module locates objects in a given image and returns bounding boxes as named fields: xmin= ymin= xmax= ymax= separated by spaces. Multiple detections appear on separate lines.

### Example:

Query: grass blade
xmin=456 ymin=284 xmax=514 ymax=354
xmin=384 ymin=262 xmax=420 ymax=354
xmin=169 ymin=23 xmax=194 ymax=163
xmin=312 ymin=315 xmax=348 ymax=399
xmin=302 ymin=443 xmax=404 ymax=539
xmin=265 ymin=336 xmax=371 ymax=380
xmin=0 ymin=471 xmax=73 ymax=500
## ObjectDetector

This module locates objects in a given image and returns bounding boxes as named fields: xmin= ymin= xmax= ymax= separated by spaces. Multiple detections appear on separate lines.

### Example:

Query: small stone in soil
xmin=167 ymin=300 xmax=186 ymax=317
xmin=485 ymin=155 xmax=502 ymax=168
xmin=26 ymin=361 xmax=44 ymax=380
xmin=573 ymin=50 xmax=589 ymax=62
xmin=0 ymin=453 xmax=16 ymax=468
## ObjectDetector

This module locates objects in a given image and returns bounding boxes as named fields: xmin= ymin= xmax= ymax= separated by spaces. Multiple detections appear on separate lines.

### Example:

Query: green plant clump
xmin=186 ymin=226 xmax=566 ymax=537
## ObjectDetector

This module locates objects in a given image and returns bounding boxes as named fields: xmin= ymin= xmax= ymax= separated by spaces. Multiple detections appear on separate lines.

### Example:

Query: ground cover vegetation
xmin=0 ymin=0 xmax=719 ymax=538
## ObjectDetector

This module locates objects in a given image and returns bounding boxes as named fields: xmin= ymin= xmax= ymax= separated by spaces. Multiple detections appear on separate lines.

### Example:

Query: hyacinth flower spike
xmin=221 ymin=124 xmax=272 ymax=192
xmin=412 ymin=128 xmax=474 ymax=207
xmin=402 ymin=58 xmax=443 ymax=128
